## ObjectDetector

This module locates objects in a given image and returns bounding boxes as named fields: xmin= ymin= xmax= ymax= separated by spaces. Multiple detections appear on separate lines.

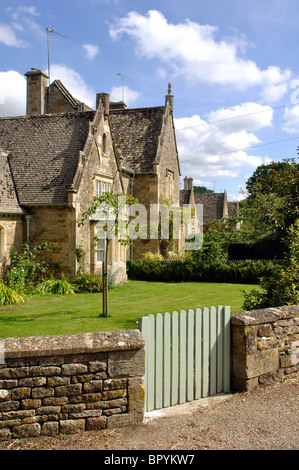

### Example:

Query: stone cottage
xmin=0 ymin=69 xmax=181 ymax=279
xmin=180 ymin=176 xmax=232 ymax=230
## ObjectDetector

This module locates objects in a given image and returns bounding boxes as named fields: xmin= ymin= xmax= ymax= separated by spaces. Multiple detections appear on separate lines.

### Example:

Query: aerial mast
xmin=46 ymin=26 xmax=67 ymax=85
xmin=116 ymin=73 xmax=132 ymax=103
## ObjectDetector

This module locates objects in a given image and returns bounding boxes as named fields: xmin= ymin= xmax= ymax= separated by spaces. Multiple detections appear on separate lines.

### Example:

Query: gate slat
xmin=179 ymin=310 xmax=187 ymax=404
xmin=202 ymin=307 xmax=210 ymax=398
xmin=171 ymin=311 xmax=179 ymax=406
xmin=194 ymin=308 xmax=202 ymax=399
xmin=187 ymin=309 xmax=194 ymax=402
xmin=155 ymin=313 xmax=163 ymax=409
xmin=209 ymin=306 xmax=217 ymax=396
xmin=163 ymin=312 xmax=171 ymax=408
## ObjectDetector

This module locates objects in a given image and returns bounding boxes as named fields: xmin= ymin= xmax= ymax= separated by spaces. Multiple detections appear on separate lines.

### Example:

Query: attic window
xmin=95 ymin=178 xmax=113 ymax=196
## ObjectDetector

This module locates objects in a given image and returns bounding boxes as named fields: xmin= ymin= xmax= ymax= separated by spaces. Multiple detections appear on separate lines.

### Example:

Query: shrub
xmin=34 ymin=277 xmax=75 ymax=295
xmin=143 ymin=251 xmax=164 ymax=262
xmin=72 ymin=273 xmax=103 ymax=293
xmin=126 ymin=259 xmax=277 ymax=284
xmin=5 ymin=241 xmax=57 ymax=293
xmin=242 ymin=220 xmax=299 ymax=310
xmin=0 ymin=282 xmax=26 ymax=306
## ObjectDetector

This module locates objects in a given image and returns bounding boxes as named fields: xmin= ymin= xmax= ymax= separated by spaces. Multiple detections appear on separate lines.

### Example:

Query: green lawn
xmin=0 ymin=280 xmax=256 ymax=339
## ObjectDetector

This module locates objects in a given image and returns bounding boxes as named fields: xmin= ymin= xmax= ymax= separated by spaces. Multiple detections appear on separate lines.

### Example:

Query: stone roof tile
xmin=109 ymin=107 xmax=164 ymax=173
xmin=0 ymin=112 xmax=94 ymax=205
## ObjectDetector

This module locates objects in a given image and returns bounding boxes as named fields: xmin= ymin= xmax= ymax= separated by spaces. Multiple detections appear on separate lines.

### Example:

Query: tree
xmin=244 ymin=157 xmax=299 ymax=237
xmin=78 ymin=192 xmax=138 ymax=317
xmin=242 ymin=219 xmax=299 ymax=310
xmin=193 ymin=186 xmax=214 ymax=194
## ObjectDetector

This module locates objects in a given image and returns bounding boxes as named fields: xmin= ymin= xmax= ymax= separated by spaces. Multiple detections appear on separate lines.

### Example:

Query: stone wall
xmin=0 ymin=330 xmax=145 ymax=440
xmin=231 ymin=305 xmax=299 ymax=391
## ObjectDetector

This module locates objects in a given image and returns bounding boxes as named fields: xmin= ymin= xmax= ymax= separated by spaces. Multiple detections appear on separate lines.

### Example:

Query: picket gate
xmin=138 ymin=306 xmax=230 ymax=412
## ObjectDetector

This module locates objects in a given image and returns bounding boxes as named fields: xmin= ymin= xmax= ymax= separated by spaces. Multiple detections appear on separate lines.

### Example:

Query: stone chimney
xmin=165 ymin=83 xmax=174 ymax=112
xmin=184 ymin=177 xmax=193 ymax=190
xmin=96 ymin=93 xmax=110 ymax=117
xmin=25 ymin=69 xmax=49 ymax=116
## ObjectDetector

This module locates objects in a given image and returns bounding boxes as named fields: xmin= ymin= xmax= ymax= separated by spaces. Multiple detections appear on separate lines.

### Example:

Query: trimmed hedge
xmin=126 ymin=259 xmax=281 ymax=284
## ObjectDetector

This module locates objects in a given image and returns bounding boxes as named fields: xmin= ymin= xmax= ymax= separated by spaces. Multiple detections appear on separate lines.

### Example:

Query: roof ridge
xmin=110 ymin=105 xmax=165 ymax=113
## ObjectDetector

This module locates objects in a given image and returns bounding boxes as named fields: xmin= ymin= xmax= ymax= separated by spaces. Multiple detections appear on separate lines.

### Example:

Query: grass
xmin=0 ymin=280 xmax=257 ymax=339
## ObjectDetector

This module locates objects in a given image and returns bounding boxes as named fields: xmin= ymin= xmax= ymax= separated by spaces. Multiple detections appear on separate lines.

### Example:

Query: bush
xmin=126 ymin=259 xmax=277 ymax=284
xmin=34 ymin=277 xmax=75 ymax=295
xmin=143 ymin=251 xmax=164 ymax=262
xmin=5 ymin=241 xmax=57 ymax=293
xmin=0 ymin=282 xmax=26 ymax=306
xmin=242 ymin=220 xmax=299 ymax=310
xmin=72 ymin=273 xmax=103 ymax=293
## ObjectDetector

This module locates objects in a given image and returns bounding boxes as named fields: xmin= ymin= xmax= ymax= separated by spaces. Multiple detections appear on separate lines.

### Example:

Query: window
xmin=94 ymin=178 xmax=113 ymax=196
xmin=166 ymin=170 xmax=174 ymax=199
xmin=96 ymin=236 xmax=105 ymax=263
xmin=95 ymin=180 xmax=101 ymax=196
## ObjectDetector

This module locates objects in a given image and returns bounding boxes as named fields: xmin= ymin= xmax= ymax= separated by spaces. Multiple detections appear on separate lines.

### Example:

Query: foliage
xmin=243 ymin=158 xmax=299 ymax=236
xmin=193 ymin=186 xmax=214 ymax=194
xmin=127 ymin=259 xmax=277 ymax=285
xmin=242 ymin=219 xmax=299 ymax=310
xmin=189 ymin=241 xmax=227 ymax=263
xmin=0 ymin=281 xmax=26 ymax=306
xmin=34 ymin=277 xmax=75 ymax=296
xmin=5 ymin=241 xmax=57 ymax=293
xmin=72 ymin=273 xmax=103 ymax=293
xmin=143 ymin=251 xmax=164 ymax=262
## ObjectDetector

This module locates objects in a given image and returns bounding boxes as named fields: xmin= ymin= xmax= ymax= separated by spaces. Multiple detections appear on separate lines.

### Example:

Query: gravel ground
xmin=1 ymin=374 xmax=298 ymax=451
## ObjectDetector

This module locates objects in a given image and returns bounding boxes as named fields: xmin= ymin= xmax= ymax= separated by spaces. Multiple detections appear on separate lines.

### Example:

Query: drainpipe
xmin=25 ymin=215 xmax=32 ymax=243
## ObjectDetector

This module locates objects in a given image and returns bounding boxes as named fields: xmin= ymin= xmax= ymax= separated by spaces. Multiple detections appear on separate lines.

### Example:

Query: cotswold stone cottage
xmin=0 ymin=69 xmax=181 ymax=279
xmin=180 ymin=177 xmax=234 ymax=230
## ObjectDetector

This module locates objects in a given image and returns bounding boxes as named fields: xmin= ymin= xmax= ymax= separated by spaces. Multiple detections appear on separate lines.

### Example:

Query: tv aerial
xmin=116 ymin=73 xmax=132 ymax=103
xmin=46 ymin=26 xmax=67 ymax=85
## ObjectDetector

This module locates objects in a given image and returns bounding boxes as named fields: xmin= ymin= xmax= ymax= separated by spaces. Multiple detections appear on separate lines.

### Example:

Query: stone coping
xmin=2 ymin=330 xmax=145 ymax=359
xmin=231 ymin=305 xmax=299 ymax=326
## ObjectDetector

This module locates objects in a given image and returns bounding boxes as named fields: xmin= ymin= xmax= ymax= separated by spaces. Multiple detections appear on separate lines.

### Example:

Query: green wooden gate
xmin=138 ymin=306 xmax=230 ymax=412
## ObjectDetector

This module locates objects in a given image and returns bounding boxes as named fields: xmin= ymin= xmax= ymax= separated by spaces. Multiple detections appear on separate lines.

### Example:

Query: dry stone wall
xmin=0 ymin=330 xmax=145 ymax=439
xmin=231 ymin=305 xmax=299 ymax=391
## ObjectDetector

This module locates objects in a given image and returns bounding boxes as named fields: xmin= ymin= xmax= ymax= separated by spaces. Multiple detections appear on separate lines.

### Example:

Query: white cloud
xmin=0 ymin=70 xmax=26 ymax=116
xmin=50 ymin=64 xmax=95 ymax=109
xmin=110 ymin=85 xmax=140 ymax=105
xmin=0 ymin=23 xmax=28 ymax=47
xmin=16 ymin=6 xmax=40 ymax=16
xmin=110 ymin=10 xmax=291 ymax=96
xmin=282 ymin=105 xmax=299 ymax=133
xmin=175 ymin=102 xmax=273 ymax=183
xmin=83 ymin=43 xmax=99 ymax=60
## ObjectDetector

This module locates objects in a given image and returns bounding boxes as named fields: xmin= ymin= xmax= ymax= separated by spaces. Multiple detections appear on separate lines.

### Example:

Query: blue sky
xmin=1 ymin=0 xmax=299 ymax=201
